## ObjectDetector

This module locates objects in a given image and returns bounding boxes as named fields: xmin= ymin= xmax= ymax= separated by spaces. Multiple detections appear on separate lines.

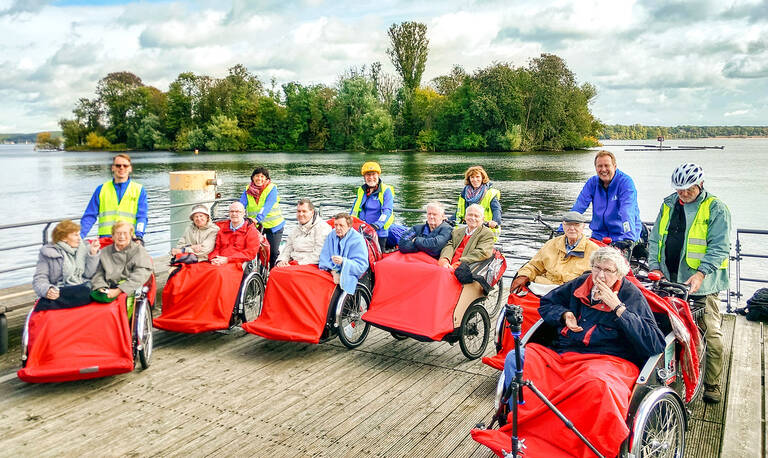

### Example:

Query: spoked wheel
xmin=484 ymin=277 xmax=504 ymax=318
xmin=630 ymin=388 xmax=686 ymax=458
xmin=136 ymin=300 xmax=153 ymax=370
xmin=240 ymin=272 xmax=265 ymax=323
xmin=337 ymin=288 xmax=371 ymax=349
xmin=459 ymin=302 xmax=490 ymax=360
xmin=390 ymin=332 xmax=408 ymax=340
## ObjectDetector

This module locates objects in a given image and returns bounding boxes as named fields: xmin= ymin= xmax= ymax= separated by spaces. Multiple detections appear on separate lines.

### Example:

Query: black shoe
xmin=703 ymin=384 xmax=722 ymax=403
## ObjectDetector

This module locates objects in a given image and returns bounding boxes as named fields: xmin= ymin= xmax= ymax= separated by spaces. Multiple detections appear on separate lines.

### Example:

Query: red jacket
xmin=210 ymin=219 xmax=260 ymax=263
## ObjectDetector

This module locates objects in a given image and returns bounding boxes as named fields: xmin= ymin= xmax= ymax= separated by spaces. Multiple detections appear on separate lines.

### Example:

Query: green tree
xmin=205 ymin=114 xmax=246 ymax=151
xmin=86 ymin=132 xmax=112 ymax=149
xmin=58 ymin=119 xmax=87 ymax=148
xmin=387 ymin=22 xmax=429 ymax=93
xmin=96 ymin=71 xmax=144 ymax=143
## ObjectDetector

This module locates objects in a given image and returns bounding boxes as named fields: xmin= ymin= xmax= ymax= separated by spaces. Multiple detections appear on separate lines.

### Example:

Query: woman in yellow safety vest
xmin=238 ymin=166 xmax=285 ymax=268
xmin=454 ymin=165 xmax=502 ymax=240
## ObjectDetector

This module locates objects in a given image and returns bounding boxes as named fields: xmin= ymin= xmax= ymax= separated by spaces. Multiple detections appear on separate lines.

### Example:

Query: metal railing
xmin=732 ymin=228 xmax=768 ymax=304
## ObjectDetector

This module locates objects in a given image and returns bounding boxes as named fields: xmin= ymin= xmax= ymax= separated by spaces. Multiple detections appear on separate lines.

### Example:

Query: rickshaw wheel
xmin=137 ymin=300 xmax=153 ymax=369
xmin=459 ymin=302 xmax=490 ymax=360
xmin=484 ymin=277 xmax=504 ymax=318
xmin=241 ymin=272 xmax=265 ymax=323
xmin=630 ymin=388 xmax=686 ymax=458
xmin=337 ymin=288 xmax=371 ymax=349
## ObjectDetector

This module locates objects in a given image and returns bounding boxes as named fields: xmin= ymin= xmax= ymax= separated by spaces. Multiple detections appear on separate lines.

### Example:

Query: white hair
xmin=590 ymin=246 xmax=630 ymax=277
xmin=466 ymin=204 xmax=485 ymax=217
xmin=229 ymin=201 xmax=245 ymax=212
xmin=425 ymin=201 xmax=445 ymax=215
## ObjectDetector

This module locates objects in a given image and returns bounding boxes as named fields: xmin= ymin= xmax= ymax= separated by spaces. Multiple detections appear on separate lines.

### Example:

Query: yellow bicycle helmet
xmin=361 ymin=161 xmax=381 ymax=175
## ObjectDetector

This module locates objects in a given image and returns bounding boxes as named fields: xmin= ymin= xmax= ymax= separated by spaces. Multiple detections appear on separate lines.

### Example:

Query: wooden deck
xmin=0 ymin=273 xmax=763 ymax=456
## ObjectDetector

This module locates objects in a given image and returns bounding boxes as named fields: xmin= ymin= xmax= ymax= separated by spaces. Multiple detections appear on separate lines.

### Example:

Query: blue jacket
xmin=319 ymin=228 xmax=370 ymax=295
xmin=80 ymin=178 xmax=148 ymax=238
xmin=350 ymin=184 xmax=394 ymax=239
xmin=539 ymin=274 xmax=665 ymax=368
xmin=571 ymin=169 xmax=641 ymax=242
xmin=398 ymin=222 xmax=452 ymax=259
xmin=238 ymin=188 xmax=285 ymax=232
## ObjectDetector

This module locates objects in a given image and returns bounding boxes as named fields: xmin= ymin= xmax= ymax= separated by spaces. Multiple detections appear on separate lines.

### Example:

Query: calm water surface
xmin=2 ymin=139 xmax=766 ymax=295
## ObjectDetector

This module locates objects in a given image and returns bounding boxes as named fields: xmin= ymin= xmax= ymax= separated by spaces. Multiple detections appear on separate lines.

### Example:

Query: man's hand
xmin=438 ymin=258 xmax=451 ymax=269
xmin=211 ymin=256 xmax=228 ymax=265
xmin=332 ymin=271 xmax=341 ymax=285
xmin=563 ymin=311 xmax=583 ymax=332
xmin=488 ymin=221 xmax=499 ymax=229
xmin=46 ymin=287 xmax=60 ymax=300
xmin=276 ymin=260 xmax=290 ymax=268
xmin=370 ymin=222 xmax=381 ymax=231
xmin=107 ymin=288 xmax=121 ymax=299
xmin=171 ymin=248 xmax=182 ymax=256
xmin=331 ymin=255 xmax=343 ymax=265
xmin=684 ymin=271 xmax=705 ymax=294
xmin=190 ymin=244 xmax=203 ymax=253
xmin=510 ymin=275 xmax=529 ymax=293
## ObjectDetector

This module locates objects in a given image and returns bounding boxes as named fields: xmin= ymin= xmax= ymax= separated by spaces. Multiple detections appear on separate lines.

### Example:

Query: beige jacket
xmin=440 ymin=225 xmax=495 ymax=265
xmin=176 ymin=221 xmax=219 ymax=261
xmin=91 ymin=241 xmax=153 ymax=294
xmin=517 ymin=235 xmax=599 ymax=285
xmin=277 ymin=214 xmax=332 ymax=265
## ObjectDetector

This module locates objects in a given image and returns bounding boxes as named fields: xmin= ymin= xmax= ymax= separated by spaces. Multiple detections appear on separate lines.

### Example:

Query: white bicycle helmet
xmin=671 ymin=163 xmax=704 ymax=190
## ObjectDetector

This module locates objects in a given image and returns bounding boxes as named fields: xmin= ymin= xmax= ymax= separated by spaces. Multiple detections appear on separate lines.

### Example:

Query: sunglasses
xmin=113 ymin=163 xmax=131 ymax=168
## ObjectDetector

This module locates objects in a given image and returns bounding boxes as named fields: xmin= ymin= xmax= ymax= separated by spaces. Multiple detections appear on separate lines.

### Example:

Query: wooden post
xmin=169 ymin=171 xmax=217 ymax=249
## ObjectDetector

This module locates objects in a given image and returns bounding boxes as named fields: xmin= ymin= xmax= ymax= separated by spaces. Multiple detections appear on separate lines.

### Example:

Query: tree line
xmin=600 ymin=124 xmax=768 ymax=140
xmin=59 ymin=22 xmax=601 ymax=153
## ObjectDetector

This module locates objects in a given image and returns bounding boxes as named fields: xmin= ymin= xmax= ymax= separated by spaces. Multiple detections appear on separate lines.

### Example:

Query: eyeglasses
xmin=592 ymin=265 xmax=618 ymax=275
xmin=113 ymin=163 xmax=131 ymax=168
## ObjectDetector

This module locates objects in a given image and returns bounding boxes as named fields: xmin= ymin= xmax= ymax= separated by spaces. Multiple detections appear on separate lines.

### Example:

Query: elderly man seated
xmin=276 ymin=199 xmax=332 ymax=267
xmin=510 ymin=211 xmax=599 ymax=294
xmin=476 ymin=246 xmax=665 ymax=457
xmin=153 ymin=201 xmax=262 ymax=333
xmin=438 ymin=204 xmax=494 ymax=271
xmin=319 ymin=213 xmax=369 ymax=295
xmin=398 ymin=202 xmax=452 ymax=259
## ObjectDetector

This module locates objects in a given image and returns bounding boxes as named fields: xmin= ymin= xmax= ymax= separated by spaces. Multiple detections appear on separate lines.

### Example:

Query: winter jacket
xmin=571 ymin=169 xmax=642 ymax=242
xmin=319 ymin=228 xmax=369 ymax=295
xmin=91 ymin=241 xmax=153 ymax=294
xmin=277 ymin=213 xmax=332 ymax=265
xmin=80 ymin=178 xmax=149 ymax=238
xmin=648 ymin=190 xmax=731 ymax=295
xmin=398 ymin=221 xmax=452 ymax=259
xmin=209 ymin=219 xmax=261 ymax=264
xmin=33 ymin=243 xmax=99 ymax=297
xmin=539 ymin=274 xmax=665 ymax=368
xmin=175 ymin=221 xmax=220 ymax=261
xmin=517 ymin=235 xmax=599 ymax=285
xmin=440 ymin=225 xmax=495 ymax=265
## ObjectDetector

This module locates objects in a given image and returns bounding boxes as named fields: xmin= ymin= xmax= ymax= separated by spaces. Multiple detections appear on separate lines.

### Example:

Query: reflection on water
xmin=1 ymin=140 xmax=766 ymax=296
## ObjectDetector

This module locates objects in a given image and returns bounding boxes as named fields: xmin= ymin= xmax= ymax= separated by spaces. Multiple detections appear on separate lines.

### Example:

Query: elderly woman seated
xmin=491 ymin=246 xmax=665 ymax=457
xmin=398 ymin=202 xmax=452 ymax=259
xmin=510 ymin=211 xmax=599 ymax=294
xmin=33 ymin=220 xmax=100 ymax=308
xmin=91 ymin=221 xmax=153 ymax=314
xmin=275 ymin=199 xmax=332 ymax=267
xmin=319 ymin=213 xmax=369 ymax=294
xmin=438 ymin=204 xmax=494 ymax=271
xmin=170 ymin=204 xmax=219 ymax=262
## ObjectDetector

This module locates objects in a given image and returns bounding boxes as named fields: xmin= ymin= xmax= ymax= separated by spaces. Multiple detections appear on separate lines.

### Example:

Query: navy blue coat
xmin=398 ymin=222 xmax=452 ymax=259
xmin=539 ymin=274 xmax=665 ymax=368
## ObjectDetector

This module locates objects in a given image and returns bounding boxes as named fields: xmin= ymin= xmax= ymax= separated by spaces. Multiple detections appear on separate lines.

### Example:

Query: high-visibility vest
xmin=245 ymin=183 xmax=284 ymax=229
xmin=456 ymin=187 xmax=501 ymax=240
xmin=351 ymin=184 xmax=395 ymax=229
xmin=97 ymin=180 xmax=142 ymax=236
xmin=657 ymin=196 xmax=728 ymax=270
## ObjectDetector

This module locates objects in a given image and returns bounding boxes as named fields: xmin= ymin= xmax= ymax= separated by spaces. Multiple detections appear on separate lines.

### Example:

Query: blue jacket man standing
xmin=570 ymin=150 xmax=641 ymax=243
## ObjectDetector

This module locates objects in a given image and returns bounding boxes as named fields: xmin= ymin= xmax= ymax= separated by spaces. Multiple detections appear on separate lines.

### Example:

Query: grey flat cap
xmin=562 ymin=211 xmax=590 ymax=223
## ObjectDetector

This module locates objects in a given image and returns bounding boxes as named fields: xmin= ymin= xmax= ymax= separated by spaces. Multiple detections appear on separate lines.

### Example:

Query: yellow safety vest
xmin=97 ymin=180 xmax=142 ymax=236
xmin=456 ymin=188 xmax=501 ymax=240
xmin=351 ymin=184 xmax=395 ymax=229
xmin=245 ymin=183 xmax=284 ymax=229
xmin=657 ymin=196 xmax=728 ymax=270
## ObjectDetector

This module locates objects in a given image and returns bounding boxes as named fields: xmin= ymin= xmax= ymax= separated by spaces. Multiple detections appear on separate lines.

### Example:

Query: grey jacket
xmin=277 ymin=214 xmax=332 ymax=265
xmin=91 ymin=241 xmax=153 ymax=294
xmin=176 ymin=221 xmax=220 ymax=261
xmin=33 ymin=243 xmax=99 ymax=297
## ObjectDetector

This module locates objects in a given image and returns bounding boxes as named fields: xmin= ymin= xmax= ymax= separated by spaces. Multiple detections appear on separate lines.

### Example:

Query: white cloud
xmin=725 ymin=109 xmax=750 ymax=116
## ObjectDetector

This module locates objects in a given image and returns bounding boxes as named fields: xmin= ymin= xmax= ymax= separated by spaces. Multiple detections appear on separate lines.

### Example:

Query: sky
xmin=1 ymin=0 xmax=768 ymax=132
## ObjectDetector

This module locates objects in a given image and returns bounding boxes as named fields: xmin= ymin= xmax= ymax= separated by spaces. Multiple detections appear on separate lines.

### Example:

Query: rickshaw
xmin=17 ymin=274 xmax=156 ymax=383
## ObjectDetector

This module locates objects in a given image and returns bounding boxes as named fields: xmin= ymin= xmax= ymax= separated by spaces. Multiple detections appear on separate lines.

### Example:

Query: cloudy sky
xmin=2 ymin=0 xmax=767 ymax=132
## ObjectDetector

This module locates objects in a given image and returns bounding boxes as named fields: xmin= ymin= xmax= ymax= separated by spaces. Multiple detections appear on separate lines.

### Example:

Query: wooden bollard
xmin=169 ymin=171 xmax=218 ymax=248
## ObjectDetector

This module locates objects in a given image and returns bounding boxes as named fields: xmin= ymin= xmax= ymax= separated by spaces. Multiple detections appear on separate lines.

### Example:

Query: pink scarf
xmin=247 ymin=179 xmax=270 ymax=201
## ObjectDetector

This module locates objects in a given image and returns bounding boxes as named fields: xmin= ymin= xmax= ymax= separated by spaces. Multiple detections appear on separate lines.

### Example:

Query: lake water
xmin=1 ymin=139 xmax=766 ymax=300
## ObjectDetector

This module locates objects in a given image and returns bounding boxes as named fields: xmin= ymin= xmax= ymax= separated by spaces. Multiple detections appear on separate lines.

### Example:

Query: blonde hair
xmin=594 ymin=150 xmax=616 ymax=166
xmin=113 ymin=153 xmax=132 ymax=164
xmin=463 ymin=166 xmax=490 ymax=185
xmin=52 ymin=220 xmax=80 ymax=243
xmin=111 ymin=220 xmax=135 ymax=237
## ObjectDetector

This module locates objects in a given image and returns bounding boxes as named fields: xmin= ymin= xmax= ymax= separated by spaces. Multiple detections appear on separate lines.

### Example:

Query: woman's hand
xmin=107 ymin=288 xmax=121 ymax=299
xmin=563 ymin=311 xmax=583 ymax=332
xmin=170 ymin=248 xmax=182 ymax=256
xmin=593 ymin=276 xmax=622 ymax=310
xmin=88 ymin=239 xmax=100 ymax=255
xmin=332 ymin=271 xmax=341 ymax=284
xmin=46 ymin=286 xmax=60 ymax=300
xmin=190 ymin=244 xmax=203 ymax=253
xmin=438 ymin=258 xmax=452 ymax=269
xmin=276 ymin=260 xmax=289 ymax=268
xmin=331 ymin=255 xmax=343 ymax=265
xmin=211 ymin=256 xmax=228 ymax=265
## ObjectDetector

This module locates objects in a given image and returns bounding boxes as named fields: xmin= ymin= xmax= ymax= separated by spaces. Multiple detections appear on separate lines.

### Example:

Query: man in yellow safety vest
xmin=648 ymin=162 xmax=731 ymax=404
xmin=80 ymin=153 xmax=148 ymax=248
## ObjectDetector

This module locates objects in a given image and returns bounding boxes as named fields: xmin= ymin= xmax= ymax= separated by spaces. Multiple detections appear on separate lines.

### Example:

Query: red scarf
xmin=247 ymin=179 xmax=270 ymax=201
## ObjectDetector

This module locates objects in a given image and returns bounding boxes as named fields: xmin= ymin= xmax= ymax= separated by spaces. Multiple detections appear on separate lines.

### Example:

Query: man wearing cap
xmin=569 ymin=150 xmax=641 ymax=246
xmin=80 ymin=153 xmax=148 ymax=247
xmin=171 ymin=204 xmax=219 ymax=262
xmin=511 ymin=211 xmax=600 ymax=292
xmin=648 ymin=163 xmax=731 ymax=403
xmin=351 ymin=161 xmax=395 ymax=251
